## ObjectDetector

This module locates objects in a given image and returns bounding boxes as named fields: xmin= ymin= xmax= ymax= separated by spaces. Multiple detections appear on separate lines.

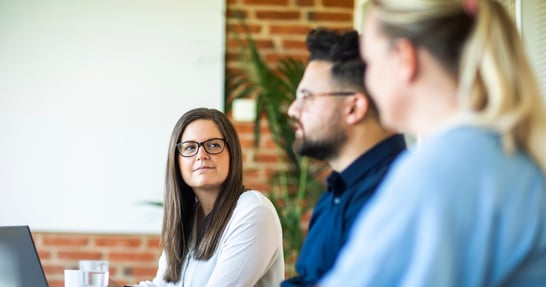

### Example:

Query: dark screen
xmin=0 ymin=226 xmax=49 ymax=287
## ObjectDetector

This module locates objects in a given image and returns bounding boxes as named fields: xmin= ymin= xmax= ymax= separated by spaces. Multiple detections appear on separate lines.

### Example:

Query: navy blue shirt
xmin=281 ymin=134 xmax=407 ymax=287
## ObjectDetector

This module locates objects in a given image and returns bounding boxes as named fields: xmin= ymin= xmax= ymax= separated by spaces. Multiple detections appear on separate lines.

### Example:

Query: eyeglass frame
xmin=295 ymin=90 xmax=356 ymax=108
xmin=176 ymin=137 xmax=227 ymax=157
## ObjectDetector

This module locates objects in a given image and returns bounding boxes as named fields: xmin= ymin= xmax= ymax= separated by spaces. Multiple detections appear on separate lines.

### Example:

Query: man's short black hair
xmin=306 ymin=28 xmax=361 ymax=63
xmin=305 ymin=28 xmax=369 ymax=97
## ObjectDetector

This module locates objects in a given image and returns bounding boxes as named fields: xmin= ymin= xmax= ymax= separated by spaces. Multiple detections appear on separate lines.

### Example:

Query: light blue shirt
xmin=320 ymin=126 xmax=546 ymax=287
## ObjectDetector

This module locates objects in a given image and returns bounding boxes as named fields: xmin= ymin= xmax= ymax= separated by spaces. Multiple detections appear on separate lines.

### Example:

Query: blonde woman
xmin=320 ymin=0 xmax=546 ymax=286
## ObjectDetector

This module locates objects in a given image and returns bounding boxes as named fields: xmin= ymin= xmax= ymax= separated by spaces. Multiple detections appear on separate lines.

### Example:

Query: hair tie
xmin=464 ymin=0 xmax=478 ymax=16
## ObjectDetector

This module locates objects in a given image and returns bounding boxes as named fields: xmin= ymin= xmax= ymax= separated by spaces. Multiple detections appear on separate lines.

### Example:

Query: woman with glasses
xmin=113 ymin=108 xmax=284 ymax=287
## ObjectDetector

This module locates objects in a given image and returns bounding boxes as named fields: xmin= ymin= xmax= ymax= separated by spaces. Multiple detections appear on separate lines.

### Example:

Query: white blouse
xmin=138 ymin=190 xmax=284 ymax=287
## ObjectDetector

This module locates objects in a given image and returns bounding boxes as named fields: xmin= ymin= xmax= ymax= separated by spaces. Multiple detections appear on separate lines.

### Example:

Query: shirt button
xmin=334 ymin=197 xmax=340 ymax=204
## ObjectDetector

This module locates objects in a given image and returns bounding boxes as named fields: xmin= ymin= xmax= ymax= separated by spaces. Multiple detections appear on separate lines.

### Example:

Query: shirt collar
xmin=326 ymin=134 xmax=407 ymax=193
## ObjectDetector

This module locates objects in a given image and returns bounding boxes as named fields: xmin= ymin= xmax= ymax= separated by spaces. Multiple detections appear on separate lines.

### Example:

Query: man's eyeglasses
xmin=295 ymin=90 xmax=356 ymax=108
xmin=176 ymin=138 xmax=227 ymax=157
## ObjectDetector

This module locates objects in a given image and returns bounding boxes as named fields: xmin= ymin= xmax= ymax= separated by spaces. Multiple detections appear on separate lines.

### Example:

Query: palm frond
xmin=225 ymin=18 xmax=327 ymax=273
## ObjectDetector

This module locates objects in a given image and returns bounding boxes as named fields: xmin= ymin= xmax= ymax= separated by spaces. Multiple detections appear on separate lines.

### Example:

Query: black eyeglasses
xmin=176 ymin=138 xmax=227 ymax=157
xmin=295 ymin=90 xmax=356 ymax=108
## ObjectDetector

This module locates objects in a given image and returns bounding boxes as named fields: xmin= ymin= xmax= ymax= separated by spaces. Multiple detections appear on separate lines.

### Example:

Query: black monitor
xmin=0 ymin=225 xmax=49 ymax=287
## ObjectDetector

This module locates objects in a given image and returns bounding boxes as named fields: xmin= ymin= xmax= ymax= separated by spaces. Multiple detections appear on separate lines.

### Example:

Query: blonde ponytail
xmin=370 ymin=0 xmax=546 ymax=174
xmin=458 ymin=0 xmax=546 ymax=173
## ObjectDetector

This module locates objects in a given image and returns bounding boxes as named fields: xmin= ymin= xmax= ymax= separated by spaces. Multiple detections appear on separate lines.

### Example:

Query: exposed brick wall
xmin=34 ymin=232 xmax=160 ymax=286
xmin=35 ymin=0 xmax=354 ymax=285
xmin=226 ymin=0 xmax=354 ymax=67
xmin=227 ymin=0 xmax=355 ymax=192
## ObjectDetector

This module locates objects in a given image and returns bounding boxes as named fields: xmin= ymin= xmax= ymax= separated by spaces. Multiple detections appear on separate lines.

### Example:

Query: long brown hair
xmin=161 ymin=108 xmax=246 ymax=283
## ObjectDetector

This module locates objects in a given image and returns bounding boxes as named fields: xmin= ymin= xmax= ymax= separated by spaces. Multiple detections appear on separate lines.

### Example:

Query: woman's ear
xmin=393 ymin=38 xmax=418 ymax=83
xmin=345 ymin=93 xmax=369 ymax=125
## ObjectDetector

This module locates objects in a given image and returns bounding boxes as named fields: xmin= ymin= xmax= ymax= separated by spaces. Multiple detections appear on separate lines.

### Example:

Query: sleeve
xmin=204 ymin=200 xmax=283 ymax=287
xmin=319 ymin=156 xmax=465 ymax=287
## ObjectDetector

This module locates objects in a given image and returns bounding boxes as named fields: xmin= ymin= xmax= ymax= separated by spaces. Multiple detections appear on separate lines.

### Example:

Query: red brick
xmin=258 ymin=123 xmax=274 ymax=134
xmin=265 ymin=53 xmax=308 ymax=63
xmin=262 ymin=137 xmax=279 ymax=149
xmin=62 ymin=262 xmax=80 ymax=270
xmin=322 ymin=0 xmax=353 ymax=8
xmin=246 ymin=184 xmax=271 ymax=192
xmin=323 ymin=25 xmax=355 ymax=32
xmin=226 ymin=63 xmax=247 ymax=72
xmin=48 ymin=280 xmax=64 ymax=287
xmin=109 ymin=267 xmax=117 ymax=275
xmin=265 ymin=166 xmax=289 ymax=178
xmin=226 ymin=39 xmax=241 ymax=51
xmin=282 ymin=39 xmax=307 ymax=50
xmin=308 ymin=12 xmax=353 ymax=22
xmin=296 ymin=0 xmax=315 ymax=6
xmin=256 ymin=10 xmax=301 ymax=20
xmin=58 ymin=251 xmax=103 ymax=260
xmin=147 ymin=237 xmax=161 ymax=248
xmin=226 ymin=51 xmax=243 ymax=63
xmin=235 ymin=125 xmax=253 ymax=135
xmin=31 ymin=232 xmax=43 ymax=242
xmin=302 ymin=209 xmax=313 ymax=223
xmin=226 ymin=67 xmax=245 ymax=76
xmin=237 ymin=127 xmax=255 ymax=138
xmin=239 ymin=138 xmax=255 ymax=148
xmin=243 ymin=0 xmax=288 ymax=5
xmin=255 ymin=153 xmax=279 ymax=163
xmin=126 ymin=266 xmax=158 ymax=277
xmin=43 ymin=264 xmax=65 ymax=274
xmin=245 ymin=176 xmax=269 ymax=186
xmin=226 ymin=9 xmax=248 ymax=19
xmin=226 ymin=23 xmax=262 ymax=34
xmin=227 ymin=38 xmax=275 ymax=49
xmin=37 ymin=250 xmax=53 ymax=259
xmin=42 ymin=236 xmax=89 ymax=247
xmin=269 ymin=25 xmax=311 ymax=35
xmin=109 ymin=252 xmax=157 ymax=262
xmin=244 ymin=168 xmax=262 ymax=178
xmin=238 ymin=132 xmax=255 ymax=141
xmin=94 ymin=237 xmax=142 ymax=248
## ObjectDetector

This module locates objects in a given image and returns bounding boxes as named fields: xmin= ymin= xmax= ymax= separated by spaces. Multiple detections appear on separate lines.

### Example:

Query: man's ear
xmin=345 ymin=93 xmax=369 ymax=125
xmin=393 ymin=38 xmax=418 ymax=83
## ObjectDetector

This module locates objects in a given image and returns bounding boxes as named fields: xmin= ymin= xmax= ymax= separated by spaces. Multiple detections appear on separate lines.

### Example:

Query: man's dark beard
xmin=293 ymin=129 xmax=347 ymax=162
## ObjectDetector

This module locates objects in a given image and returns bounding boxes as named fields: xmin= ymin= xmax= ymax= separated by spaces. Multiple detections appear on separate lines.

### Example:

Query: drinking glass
xmin=79 ymin=260 xmax=109 ymax=287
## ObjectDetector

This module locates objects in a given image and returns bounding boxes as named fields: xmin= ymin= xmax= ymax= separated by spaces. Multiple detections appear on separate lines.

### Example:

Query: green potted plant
xmin=225 ymin=20 xmax=327 ymax=275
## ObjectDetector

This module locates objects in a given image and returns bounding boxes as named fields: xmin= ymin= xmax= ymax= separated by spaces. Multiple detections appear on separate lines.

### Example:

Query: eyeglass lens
xmin=178 ymin=138 xmax=225 ymax=157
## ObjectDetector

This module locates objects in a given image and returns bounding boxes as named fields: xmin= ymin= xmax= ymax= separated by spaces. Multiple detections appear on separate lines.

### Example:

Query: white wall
xmin=0 ymin=0 xmax=225 ymax=234
xmin=519 ymin=0 xmax=546 ymax=96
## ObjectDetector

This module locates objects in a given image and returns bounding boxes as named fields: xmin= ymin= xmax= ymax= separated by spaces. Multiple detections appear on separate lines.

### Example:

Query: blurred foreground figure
xmin=320 ymin=0 xmax=546 ymax=286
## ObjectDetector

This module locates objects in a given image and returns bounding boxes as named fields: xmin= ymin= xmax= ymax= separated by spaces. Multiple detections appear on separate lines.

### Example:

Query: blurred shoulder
xmin=382 ymin=125 xmax=542 ymax=199
xmin=402 ymin=126 xmax=501 ymax=171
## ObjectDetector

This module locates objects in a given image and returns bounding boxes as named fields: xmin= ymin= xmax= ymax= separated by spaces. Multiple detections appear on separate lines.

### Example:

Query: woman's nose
xmin=195 ymin=145 xmax=210 ymax=160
